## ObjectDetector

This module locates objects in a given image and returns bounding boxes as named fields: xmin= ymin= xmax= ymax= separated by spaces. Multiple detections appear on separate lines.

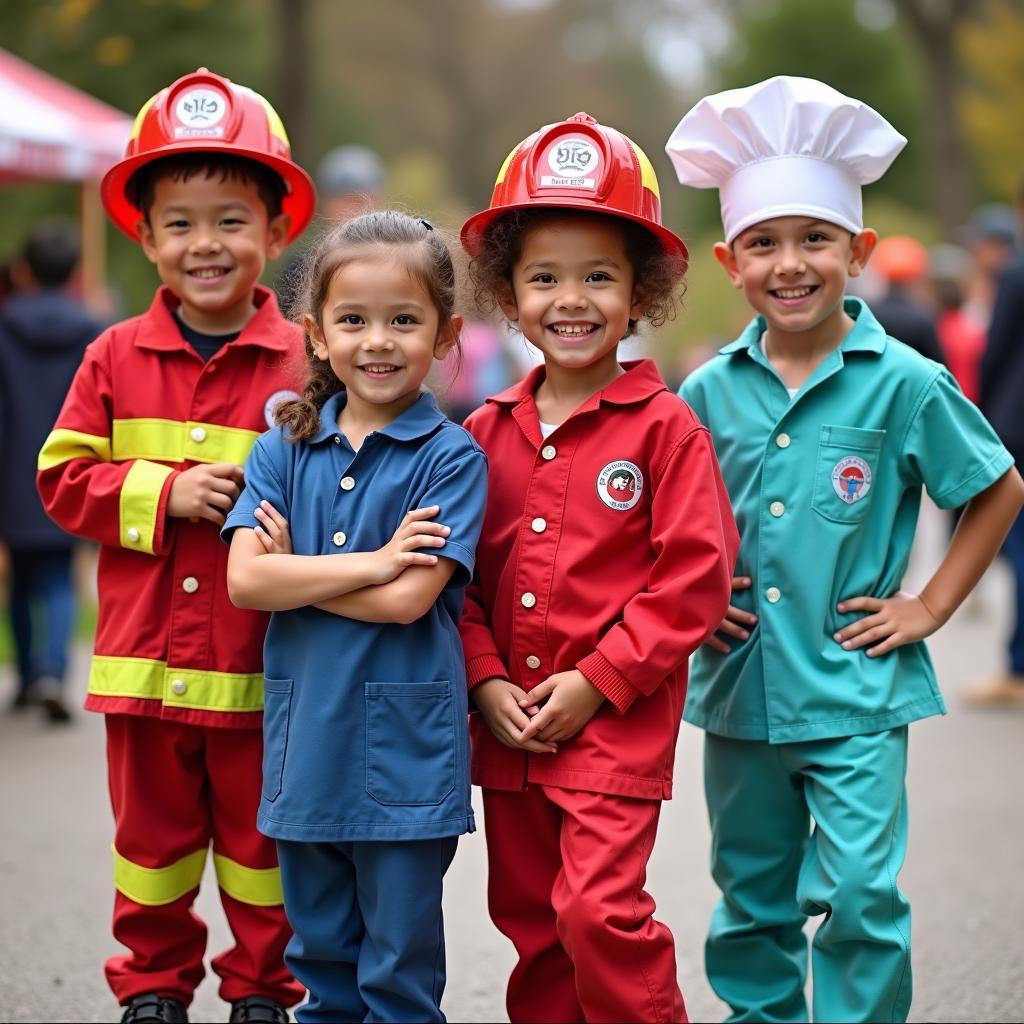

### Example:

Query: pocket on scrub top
xmin=364 ymin=680 xmax=457 ymax=806
xmin=261 ymin=678 xmax=293 ymax=802
xmin=810 ymin=424 xmax=886 ymax=525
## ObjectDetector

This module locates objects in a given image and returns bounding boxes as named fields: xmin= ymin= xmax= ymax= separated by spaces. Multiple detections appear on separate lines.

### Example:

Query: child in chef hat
xmin=665 ymin=76 xmax=1024 ymax=1023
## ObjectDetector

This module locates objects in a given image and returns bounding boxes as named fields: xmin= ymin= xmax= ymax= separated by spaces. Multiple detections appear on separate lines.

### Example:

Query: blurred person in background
xmin=0 ymin=220 xmax=103 ymax=722
xmin=870 ymin=234 xmax=945 ymax=364
xmin=929 ymin=242 xmax=986 ymax=403
xmin=969 ymin=184 xmax=1024 ymax=704
xmin=960 ymin=202 xmax=1018 ymax=332
xmin=275 ymin=143 xmax=385 ymax=314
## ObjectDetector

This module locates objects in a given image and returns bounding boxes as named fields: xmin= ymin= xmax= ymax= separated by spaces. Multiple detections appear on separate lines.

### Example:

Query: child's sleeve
xmin=37 ymin=337 xmax=177 ymax=556
xmin=221 ymin=433 xmax=290 ymax=542
xmin=901 ymin=368 xmax=1015 ymax=509
xmin=413 ymin=445 xmax=488 ymax=590
xmin=577 ymin=425 xmax=740 ymax=714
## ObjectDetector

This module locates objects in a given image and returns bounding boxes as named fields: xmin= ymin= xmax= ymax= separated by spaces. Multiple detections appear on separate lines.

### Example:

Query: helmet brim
xmin=461 ymin=199 xmax=689 ymax=277
xmin=101 ymin=142 xmax=317 ymax=244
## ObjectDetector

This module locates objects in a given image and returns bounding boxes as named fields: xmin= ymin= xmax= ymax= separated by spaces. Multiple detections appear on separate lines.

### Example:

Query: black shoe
xmin=120 ymin=993 xmax=189 ymax=1023
xmin=229 ymin=996 xmax=290 ymax=1023
xmin=8 ymin=690 xmax=34 ymax=712
xmin=35 ymin=675 xmax=72 ymax=723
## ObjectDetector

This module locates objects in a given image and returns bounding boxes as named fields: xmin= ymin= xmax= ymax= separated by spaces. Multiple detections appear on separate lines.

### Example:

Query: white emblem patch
xmin=597 ymin=460 xmax=643 ymax=511
xmin=541 ymin=136 xmax=600 ymax=189
xmin=174 ymin=88 xmax=227 ymax=138
xmin=264 ymin=389 xmax=300 ymax=428
xmin=831 ymin=455 xmax=872 ymax=504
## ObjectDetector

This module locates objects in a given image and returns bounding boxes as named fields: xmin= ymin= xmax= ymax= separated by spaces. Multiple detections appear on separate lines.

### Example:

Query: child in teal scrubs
xmin=665 ymin=76 xmax=1024 ymax=1023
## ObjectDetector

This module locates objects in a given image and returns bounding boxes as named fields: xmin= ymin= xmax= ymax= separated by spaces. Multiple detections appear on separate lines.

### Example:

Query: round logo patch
xmin=831 ymin=455 xmax=872 ymax=504
xmin=264 ymin=389 xmax=300 ymax=428
xmin=174 ymin=88 xmax=227 ymax=137
xmin=541 ymin=136 xmax=600 ymax=189
xmin=597 ymin=460 xmax=643 ymax=511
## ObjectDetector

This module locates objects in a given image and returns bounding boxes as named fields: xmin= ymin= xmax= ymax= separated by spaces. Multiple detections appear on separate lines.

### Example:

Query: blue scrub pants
xmin=277 ymin=836 xmax=458 ymax=1023
xmin=703 ymin=728 xmax=912 ymax=1023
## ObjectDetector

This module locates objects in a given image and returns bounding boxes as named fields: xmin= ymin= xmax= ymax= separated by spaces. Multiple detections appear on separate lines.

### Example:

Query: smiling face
xmin=307 ymin=248 xmax=458 ymax=424
xmin=715 ymin=216 xmax=876 ymax=348
xmin=500 ymin=215 xmax=645 ymax=379
xmin=138 ymin=171 xmax=288 ymax=334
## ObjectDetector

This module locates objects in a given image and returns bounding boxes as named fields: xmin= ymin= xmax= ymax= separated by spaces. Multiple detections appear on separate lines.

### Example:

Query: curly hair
xmin=275 ymin=211 xmax=460 ymax=442
xmin=468 ymin=208 xmax=686 ymax=336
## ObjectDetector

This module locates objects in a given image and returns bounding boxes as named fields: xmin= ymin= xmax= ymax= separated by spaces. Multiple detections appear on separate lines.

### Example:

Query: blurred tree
xmin=710 ymin=0 xmax=927 ymax=227
xmin=897 ymin=0 xmax=981 ymax=235
xmin=958 ymin=0 xmax=1024 ymax=202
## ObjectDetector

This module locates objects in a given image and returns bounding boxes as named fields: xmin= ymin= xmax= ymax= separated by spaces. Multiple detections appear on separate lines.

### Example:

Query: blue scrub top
xmin=223 ymin=390 xmax=488 ymax=842
xmin=680 ymin=298 xmax=1014 ymax=743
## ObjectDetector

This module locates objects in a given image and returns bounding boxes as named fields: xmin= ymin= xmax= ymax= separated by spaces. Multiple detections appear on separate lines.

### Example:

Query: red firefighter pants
xmin=104 ymin=715 xmax=303 ymax=1007
xmin=483 ymin=784 xmax=687 ymax=1023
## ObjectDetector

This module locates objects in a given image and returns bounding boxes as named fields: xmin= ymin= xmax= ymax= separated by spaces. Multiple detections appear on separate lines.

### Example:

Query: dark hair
xmin=21 ymin=220 xmax=80 ymax=287
xmin=276 ymin=210 xmax=461 ymax=441
xmin=469 ymin=207 xmax=685 ymax=335
xmin=125 ymin=152 xmax=287 ymax=223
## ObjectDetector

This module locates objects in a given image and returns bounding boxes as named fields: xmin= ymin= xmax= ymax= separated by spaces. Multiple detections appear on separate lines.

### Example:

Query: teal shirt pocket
xmin=262 ymin=678 xmax=293 ymax=802
xmin=811 ymin=425 xmax=886 ymax=524
xmin=364 ymin=681 xmax=457 ymax=806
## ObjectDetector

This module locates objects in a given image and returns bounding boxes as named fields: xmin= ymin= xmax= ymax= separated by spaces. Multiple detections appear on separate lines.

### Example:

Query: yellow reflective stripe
xmin=213 ymin=853 xmax=283 ymax=907
xmin=113 ymin=845 xmax=207 ymax=906
xmin=120 ymin=459 xmax=173 ymax=554
xmin=626 ymin=138 xmax=661 ymax=200
xmin=248 ymin=89 xmax=290 ymax=149
xmin=494 ymin=141 xmax=523 ymax=187
xmin=131 ymin=92 xmax=159 ymax=141
xmin=112 ymin=418 xmax=259 ymax=466
xmin=38 ymin=428 xmax=112 ymax=471
xmin=89 ymin=655 xmax=265 ymax=713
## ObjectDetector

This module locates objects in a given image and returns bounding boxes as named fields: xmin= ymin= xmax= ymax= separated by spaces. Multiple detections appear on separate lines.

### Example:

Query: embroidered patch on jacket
xmin=831 ymin=456 xmax=872 ymax=504
xmin=597 ymin=460 xmax=643 ymax=510
xmin=264 ymin=390 xmax=301 ymax=428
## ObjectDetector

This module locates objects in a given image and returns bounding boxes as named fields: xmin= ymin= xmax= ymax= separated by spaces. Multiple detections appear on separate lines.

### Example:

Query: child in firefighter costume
xmin=459 ymin=113 xmax=740 ymax=1023
xmin=666 ymin=76 xmax=1024 ymax=1022
xmin=37 ymin=69 xmax=314 ymax=1024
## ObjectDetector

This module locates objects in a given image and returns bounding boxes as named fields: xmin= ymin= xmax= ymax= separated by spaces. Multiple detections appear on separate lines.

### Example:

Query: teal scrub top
xmin=679 ymin=298 xmax=1014 ymax=743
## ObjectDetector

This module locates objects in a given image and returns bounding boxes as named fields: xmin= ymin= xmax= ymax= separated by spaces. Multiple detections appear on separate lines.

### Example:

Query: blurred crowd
xmin=3 ymin=152 xmax=1024 ymax=728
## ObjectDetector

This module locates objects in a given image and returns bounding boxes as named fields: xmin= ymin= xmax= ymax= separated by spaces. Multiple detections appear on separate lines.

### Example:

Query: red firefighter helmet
xmin=101 ymin=68 xmax=316 ymax=243
xmin=461 ymin=112 xmax=687 ymax=273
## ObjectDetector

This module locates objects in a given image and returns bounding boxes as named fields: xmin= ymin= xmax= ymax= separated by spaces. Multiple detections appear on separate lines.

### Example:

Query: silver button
xmin=769 ymin=501 xmax=785 ymax=518
xmin=525 ymin=655 xmax=541 ymax=669
xmin=340 ymin=476 xmax=356 ymax=491
xmin=182 ymin=576 xmax=199 ymax=593
xmin=332 ymin=531 xmax=347 ymax=547
xmin=521 ymin=592 xmax=537 ymax=608
xmin=333 ymin=436 xmax=341 ymax=445
xmin=126 ymin=527 xmax=140 ymax=543
xmin=531 ymin=517 xmax=547 ymax=533
xmin=170 ymin=679 xmax=187 ymax=695
xmin=766 ymin=587 xmax=782 ymax=604
xmin=541 ymin=445 xmax=556 ymax=461
xmin=776 ymin=433 xmax=791 ymax=449
xmin=190 ymin=426 xmax=206 ymax=443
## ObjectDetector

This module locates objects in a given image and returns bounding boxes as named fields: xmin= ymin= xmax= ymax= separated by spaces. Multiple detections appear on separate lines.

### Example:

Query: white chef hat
xmin=665 ymin=76 xmax=907 ymax=244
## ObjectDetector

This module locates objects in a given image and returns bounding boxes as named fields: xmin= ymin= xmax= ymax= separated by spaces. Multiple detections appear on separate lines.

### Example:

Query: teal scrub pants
xmin=703 ymin=728 xmax=912 ymax=1023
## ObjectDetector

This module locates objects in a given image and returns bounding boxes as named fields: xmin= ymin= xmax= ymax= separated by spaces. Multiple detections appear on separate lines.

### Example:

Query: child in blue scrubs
xmin=666 ymin=77 xmax=1024 ymax=1023
xmin=222 ymin=211 xmax=487 ymax=1023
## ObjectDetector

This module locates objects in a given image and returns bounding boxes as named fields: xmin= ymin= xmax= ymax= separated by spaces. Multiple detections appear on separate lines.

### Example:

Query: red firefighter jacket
xmin=461 ymin=359 xmax=739 ymax=799
xmin=37 ymin=286 xmax=302 ymax=728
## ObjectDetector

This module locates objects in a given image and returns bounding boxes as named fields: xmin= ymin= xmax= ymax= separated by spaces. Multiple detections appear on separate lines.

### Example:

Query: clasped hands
xmin=474 ymin=669 xmax=605 ymax=755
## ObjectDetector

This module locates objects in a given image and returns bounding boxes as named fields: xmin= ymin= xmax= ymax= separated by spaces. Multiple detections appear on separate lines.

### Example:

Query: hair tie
xmin=420 ymin=218 xmax=434 ymax=231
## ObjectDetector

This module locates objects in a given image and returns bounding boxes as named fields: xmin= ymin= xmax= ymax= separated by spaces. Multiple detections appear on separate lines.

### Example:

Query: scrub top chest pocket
xmin=811 ymin=425 xmax=885 ymax=524
xmin=364 ymin=681 xmax=457 ymax=806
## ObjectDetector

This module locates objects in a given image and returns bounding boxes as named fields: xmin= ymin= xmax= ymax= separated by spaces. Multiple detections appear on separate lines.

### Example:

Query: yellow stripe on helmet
xmin=239 ymin=85 xmax=291 ymax=149
xmin=625 ymin=138 xmax=661 ymax=201
xmin=130 ymin=91 xmax=160 ymax=141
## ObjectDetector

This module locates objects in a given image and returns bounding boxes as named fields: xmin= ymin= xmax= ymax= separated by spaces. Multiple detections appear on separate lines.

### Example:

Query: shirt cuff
xmin=465 ymin=654 xmax=510 ymax=690
xmin=577 ymin=651 xmax=639 ymax=714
